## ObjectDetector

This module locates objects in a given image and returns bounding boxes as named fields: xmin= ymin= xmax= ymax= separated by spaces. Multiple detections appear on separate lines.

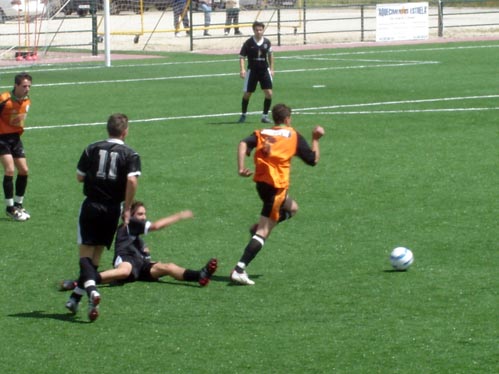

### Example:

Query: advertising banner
xmin=376 ymin=2 xmax=429 ymax=42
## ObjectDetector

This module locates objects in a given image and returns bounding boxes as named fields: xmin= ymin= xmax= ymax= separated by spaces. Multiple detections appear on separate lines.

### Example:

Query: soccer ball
xmin=390 ymin=247 xmax=414 ymax=271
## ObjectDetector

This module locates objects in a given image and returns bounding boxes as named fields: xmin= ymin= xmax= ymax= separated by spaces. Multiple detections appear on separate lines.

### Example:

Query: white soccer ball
xmin=390 ymin=247 xmax=414 ymax=271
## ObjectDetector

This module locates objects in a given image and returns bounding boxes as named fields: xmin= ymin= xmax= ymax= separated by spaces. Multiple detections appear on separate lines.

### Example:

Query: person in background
xmin=238 ymin=21 xmax=274 ymax=124
xmin=224 ymin=0 xmax=242 ymax=36
xmin=173 ymin=0 xmax=190 ymax=37
xmin=198 ymin=0 xmax=213 ymax=36
xmin=0 ymin=72 xmax=32 ymax=221
xmin=230 ymin=103 xmax=325 ymax=285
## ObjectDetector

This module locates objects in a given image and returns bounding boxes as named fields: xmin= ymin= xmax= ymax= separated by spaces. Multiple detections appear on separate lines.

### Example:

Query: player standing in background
xmin=231 ymin=104 xmax=325 ymax=285
xmin=238 ymin=21 xmax=274 ymax=124
xmin=0 ymin=73 xmax=32 ymax=221
xmin=65 ymin=113 xmax=141 ymax=321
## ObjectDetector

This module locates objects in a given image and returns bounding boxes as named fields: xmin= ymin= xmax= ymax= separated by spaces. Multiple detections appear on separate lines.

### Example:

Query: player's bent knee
xmin=116 ymin=262 xmax=133 ymax=279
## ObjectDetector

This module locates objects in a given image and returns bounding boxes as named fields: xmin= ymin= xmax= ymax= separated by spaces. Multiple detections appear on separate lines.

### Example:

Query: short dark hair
xmin=15 ymin=72 xmax=32 ymax=85
xmin=130 ymin=201 xmax=145 ymax=216
xmin=272 ymin=103 xmax=292 ymax=124
xmin=252 ymin=21 xmax=265 ymax=30
xmin=107 ymin=113 xmax=129 ymax=137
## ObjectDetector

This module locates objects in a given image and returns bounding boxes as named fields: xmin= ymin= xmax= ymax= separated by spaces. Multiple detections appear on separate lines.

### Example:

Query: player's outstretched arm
xmin=311 ymin=126 xmax=325 ymax=164
xmin=149 ymin=210 xmax=194 ymax=232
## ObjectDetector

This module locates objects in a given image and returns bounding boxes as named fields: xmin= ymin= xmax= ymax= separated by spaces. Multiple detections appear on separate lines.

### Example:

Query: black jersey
xmin=77 ymin=139 xmax=141 ymax=204
xmin=240 ymin=36 xmax=272 ymax=71
xmin=114 ymin=218 xmax=151 ymax=260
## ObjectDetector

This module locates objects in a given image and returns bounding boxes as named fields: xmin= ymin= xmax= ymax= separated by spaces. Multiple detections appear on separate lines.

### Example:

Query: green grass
xmin=0 ymin=40 xmax=498 ymax=374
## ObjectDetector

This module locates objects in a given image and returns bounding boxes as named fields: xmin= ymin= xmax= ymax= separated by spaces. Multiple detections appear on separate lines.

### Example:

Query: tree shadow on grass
xmin=8 ymin=310 xmax=88 ymax=324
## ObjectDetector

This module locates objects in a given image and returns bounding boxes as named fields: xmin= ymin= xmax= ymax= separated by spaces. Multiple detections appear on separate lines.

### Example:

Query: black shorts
xmin=0 ymin=133 xmax=25 ymax=158
xmin=244 ymin=68 xmax=273 ymax=92
xmin=115 ymin=254 xmax=157 ymax=283
xmin=78 ymin=198 xmax=121 ymax=249
xmin=256 ymin=182 xmax=288 ymax=221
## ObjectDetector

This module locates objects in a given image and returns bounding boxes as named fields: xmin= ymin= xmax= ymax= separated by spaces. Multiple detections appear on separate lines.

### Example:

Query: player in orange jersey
xmin=230 ymin=103 xmax=325 ymax=285
xmin=0 ymin=73 xmax=32 ymax=221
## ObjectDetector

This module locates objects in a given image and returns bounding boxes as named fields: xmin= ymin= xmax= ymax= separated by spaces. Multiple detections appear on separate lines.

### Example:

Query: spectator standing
xmin=198 ymin=0 xmax=212 ymax=36
xmin=224 ymin=0 xmax=242 ymax=35
xmin=173 ymin=0 xmax=190 ymax=37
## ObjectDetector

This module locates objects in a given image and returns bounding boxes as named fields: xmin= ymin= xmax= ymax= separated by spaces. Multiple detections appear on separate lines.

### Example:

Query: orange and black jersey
xmin=0 ymin=91 xmax=31 ymax=135
xmin=243 ymin=125 xmax=316 ymax=189
xmin=240 ymin=36 xmax=272 ymax=71
xmin=77 ymin=139 xmax=141 ymax=204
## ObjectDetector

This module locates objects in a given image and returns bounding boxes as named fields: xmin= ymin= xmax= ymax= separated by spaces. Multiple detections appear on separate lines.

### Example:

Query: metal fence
xmin=0 ymin=0 xmax=498 ymax=62
xmin=233 ymin=1 xmax=499 ymax=47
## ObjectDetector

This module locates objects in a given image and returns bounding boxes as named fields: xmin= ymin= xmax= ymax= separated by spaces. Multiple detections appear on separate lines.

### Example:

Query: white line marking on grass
xmin=293 ymin=94 xmax=499 ymax=111
xmin=2 ymin=59 xmax=437 ymax=90
xmin=283 ymin=56 xmax=439 ymax=64
xmin=25 ymin=112 xmax=238 ymax=130
xmin=24 ymin=94 xmax=499 ymax=131
xmin=298 ymin=107 xmax=499 ymax=115
xmin=1 ymin=43 xmax=496 ymax=74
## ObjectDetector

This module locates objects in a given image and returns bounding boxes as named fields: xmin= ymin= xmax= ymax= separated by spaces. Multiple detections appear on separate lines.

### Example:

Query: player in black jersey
xmin=65 ymin=113 xmax=141 ymax=322
xmin=238 ymin=21 xmax=274 ymax=124
xmin=94 ymin=201 xmax=217 ymax=287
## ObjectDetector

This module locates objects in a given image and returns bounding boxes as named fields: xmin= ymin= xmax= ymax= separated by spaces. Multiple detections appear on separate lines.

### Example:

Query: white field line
xmin=0 ymin=60 xmax=437 ymax=89
xmin=13 ymin=42 xmax=499 ymax=130
xmin=297 ymin=107 xmax=499 ymax=115
xmin=0 ymin=42 xmax=497 ymax=75
xmin=25 ymin=94 xmax=499 ymax=131
xmin=292 ymin=95 xmax=499 ymax=111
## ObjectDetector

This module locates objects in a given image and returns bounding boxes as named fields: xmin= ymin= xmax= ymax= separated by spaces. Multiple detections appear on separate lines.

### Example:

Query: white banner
xmin=376 ymin=2 xmax=429 ymax=42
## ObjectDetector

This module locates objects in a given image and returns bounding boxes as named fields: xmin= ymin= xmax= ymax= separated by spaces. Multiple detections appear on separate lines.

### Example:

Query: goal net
xmin=0 ymin=0 xmax=95 ymax=64
xmin=0 ymin=0 xmax=304 ymax=65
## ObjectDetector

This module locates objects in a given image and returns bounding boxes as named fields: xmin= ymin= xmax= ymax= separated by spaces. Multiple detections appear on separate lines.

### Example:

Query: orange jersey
xmin=0 ymin=91 xmax=31 ymax=135
xmin=252 ymin=125 xmax=314 ymax=189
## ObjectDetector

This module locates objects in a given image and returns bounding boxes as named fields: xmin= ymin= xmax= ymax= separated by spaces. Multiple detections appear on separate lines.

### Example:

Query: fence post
xmin=189 ymin=2 xmax=194 ymax=51
xmin=303 ymin=0 xmax=307 ymax=45
xmin=360 ymin=4 xmax=365 ymax=42
xmin=91 ymin=0 xmax=97 ymax=56
xmin=438 ymin=0 xmax=444 ymax=37
xmin=277 ymin=7 xmax=281 ymax=46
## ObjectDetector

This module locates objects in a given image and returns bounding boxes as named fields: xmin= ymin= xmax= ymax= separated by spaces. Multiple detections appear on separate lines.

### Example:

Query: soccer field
xmin=0 ymin=40 xmax=497 ymax=374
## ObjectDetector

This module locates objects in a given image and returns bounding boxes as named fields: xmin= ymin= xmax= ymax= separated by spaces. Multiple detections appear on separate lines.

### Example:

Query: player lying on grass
xmin=64 ymin=201 xmax=217 ymax=319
